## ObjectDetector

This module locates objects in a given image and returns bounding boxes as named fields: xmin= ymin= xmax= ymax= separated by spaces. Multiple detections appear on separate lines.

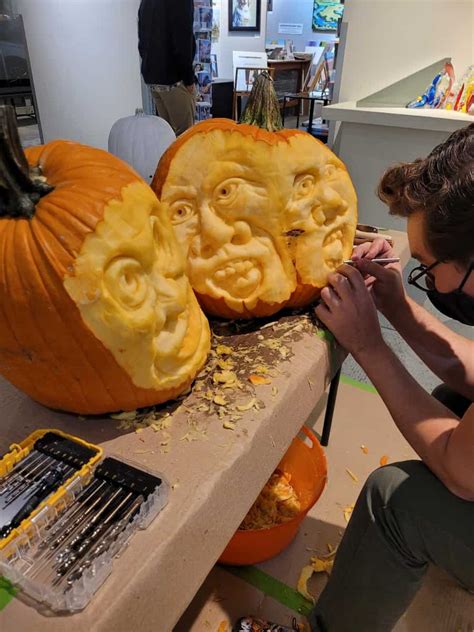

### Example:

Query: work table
xmin=0 ymin=231 xmax=409 ymax=632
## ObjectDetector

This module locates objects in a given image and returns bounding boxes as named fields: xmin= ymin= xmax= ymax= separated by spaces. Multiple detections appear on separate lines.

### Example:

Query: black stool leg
xmin=321 ymin=368 xmax=341 ymax=446
xmin=308 ymin=97 xmax=315 ymax=134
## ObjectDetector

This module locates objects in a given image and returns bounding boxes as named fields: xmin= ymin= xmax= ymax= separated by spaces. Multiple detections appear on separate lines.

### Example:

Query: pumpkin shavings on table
xmin=239 ymin=469 xmax=301 ymax=531
xmin=110 ymin=311 xmax=318 ymax=451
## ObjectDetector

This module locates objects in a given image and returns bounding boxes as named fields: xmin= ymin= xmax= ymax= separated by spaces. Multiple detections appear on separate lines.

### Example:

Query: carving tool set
xmin=0 ymin=429 xmax=168 ymax=612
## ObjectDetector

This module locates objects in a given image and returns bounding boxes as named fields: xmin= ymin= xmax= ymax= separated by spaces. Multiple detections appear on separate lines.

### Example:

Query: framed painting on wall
xmin=312 ymin=0 xmax=344 ymax=32
xmin=229 ymin=0 xmax=261 ymax=33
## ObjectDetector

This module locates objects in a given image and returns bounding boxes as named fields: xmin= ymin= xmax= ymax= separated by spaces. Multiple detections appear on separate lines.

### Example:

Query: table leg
xmin=282 ymin=96 xmax=287 ymax=126
xmin=321 ymin=368 xmax=341 ymax=447
xmin=296 ymin=99 xmax=301 ymax=129
xmin=308 ymin=97 xmax=315 ymax=135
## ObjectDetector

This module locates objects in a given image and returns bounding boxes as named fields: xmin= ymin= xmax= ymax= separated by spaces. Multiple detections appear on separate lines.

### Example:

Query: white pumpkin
xmin=108 ymin=109 xmax=176 ymax=183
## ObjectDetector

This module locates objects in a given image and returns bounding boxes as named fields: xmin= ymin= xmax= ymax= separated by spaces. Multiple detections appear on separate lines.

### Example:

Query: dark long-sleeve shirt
xmin=138 ymin=0 xmax=196 ymax=86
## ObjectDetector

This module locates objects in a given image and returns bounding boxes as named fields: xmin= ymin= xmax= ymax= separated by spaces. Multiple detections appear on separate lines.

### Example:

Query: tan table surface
xmin=0 ymin=231 xmax=409 ymax=632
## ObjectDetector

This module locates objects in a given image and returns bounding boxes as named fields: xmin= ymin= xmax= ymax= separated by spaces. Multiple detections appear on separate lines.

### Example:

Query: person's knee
xmin=364 ymin=460 xmax=428 ymax=514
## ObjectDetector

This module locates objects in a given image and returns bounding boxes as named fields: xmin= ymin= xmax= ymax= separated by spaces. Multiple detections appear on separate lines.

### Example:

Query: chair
xmin=280 ymin=53 xmax=330 ymax=137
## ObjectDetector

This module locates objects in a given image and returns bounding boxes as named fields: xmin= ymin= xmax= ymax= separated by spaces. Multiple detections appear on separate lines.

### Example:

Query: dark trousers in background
xmin=310 ymin=386 xmax=473 ymax=632
xmin=151 ymin=83 xmax=196 ymax=136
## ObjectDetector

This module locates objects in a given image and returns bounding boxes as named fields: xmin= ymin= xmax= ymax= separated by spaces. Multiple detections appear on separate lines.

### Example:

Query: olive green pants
xmin=310 ymin=460 xmax=474 ymax=631
xmin=151 ymin=83 xmax=196 ymax=136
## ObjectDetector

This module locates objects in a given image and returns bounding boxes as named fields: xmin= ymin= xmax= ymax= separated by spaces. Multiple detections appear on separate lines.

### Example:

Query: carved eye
xmin=294 ymin=174 xmax=316 ymax=199
xmin=214 ymin=179 xmax=240 ymax=205
xmin=169 ymin=200 xmax=196 ymax=225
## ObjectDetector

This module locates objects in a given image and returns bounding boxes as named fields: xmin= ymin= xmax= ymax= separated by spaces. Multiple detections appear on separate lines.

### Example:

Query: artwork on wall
xmin=228 ymin=0 xmax=261 ymax=33
xmin=312 ymin=0 xmax=344 ymax=32
xmin=194 ymin=0 xmax=213 ymax=122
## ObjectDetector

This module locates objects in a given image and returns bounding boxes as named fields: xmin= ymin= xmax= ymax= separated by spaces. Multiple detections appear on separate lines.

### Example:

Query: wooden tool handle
xmin=355 ymin=229 xmax=393 ymax=244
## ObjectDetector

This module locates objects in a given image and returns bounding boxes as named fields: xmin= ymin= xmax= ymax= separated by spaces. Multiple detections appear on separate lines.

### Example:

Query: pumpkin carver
xmin=152 ymin=72 xmax=357 ymax=319
xmin=0 ymin=105 xmax=210 ymax=415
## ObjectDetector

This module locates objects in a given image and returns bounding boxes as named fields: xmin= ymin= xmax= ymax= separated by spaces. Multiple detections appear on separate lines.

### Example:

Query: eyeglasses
xmin=407 ymin=261 xmax=439 ymax=292
xmin=408 ymin=261 xmax=474 ymax=293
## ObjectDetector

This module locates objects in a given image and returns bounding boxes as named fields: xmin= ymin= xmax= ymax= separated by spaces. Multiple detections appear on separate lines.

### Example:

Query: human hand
xmin=351 ymin=238 xmax=405 ymax=316
xmin=315 ymin=264 xmax=385 ymax=359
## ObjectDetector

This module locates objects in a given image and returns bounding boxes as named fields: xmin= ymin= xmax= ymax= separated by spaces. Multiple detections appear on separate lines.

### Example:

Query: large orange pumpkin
xmin=152 ymin=73 xmax=357 ymax=319
xmin=0 ymin=106 xmax=210 ymax=414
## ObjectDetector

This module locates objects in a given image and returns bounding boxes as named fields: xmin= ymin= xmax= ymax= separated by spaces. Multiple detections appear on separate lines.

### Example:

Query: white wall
xmin=214 ymin=0 xmax=268 ymax=79
xmin=338 ymin=0 xmax=474 ymax=104
xmin=266 ymin=0 xmax=335 ymax=51
xmin=17 ymin=0 xmax=143 ymax=149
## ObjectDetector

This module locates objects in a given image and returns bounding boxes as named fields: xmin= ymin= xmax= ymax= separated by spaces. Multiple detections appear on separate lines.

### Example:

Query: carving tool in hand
xmin=343 ymin=257 xmax=400 ymax=266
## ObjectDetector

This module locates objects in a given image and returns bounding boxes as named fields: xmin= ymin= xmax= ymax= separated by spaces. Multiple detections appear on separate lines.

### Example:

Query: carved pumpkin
xmin=0 ymin=106 xmax=210 ymax=414
xmin=108 ymin=109 xmax=176 ymax=183
xmin=152 ymin=73 xmax=357 ymax=319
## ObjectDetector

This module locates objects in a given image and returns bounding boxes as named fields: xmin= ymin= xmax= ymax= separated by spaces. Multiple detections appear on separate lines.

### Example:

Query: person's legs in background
xmin=310 ymin=460 xmax=474 ymax=632
xmin=151 ymin=87 xmax=172 ymax=128
xmin=151 ymin=84 xmax=195 ymax=136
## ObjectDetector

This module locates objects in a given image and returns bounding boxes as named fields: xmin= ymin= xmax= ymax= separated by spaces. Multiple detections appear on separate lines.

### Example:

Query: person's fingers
xmin=337 ymin=263 xmax=367 ymax=291
xmin=314 ymin=302 xmax=331 ymax=325
xmin=352 ymin=238 xmax=393 ymax=261
xmin=364 ymin=275 xmax=376 ymax=288
xmin=356 ymin=258 xmax=396 ymax=280
xmin=327 ymin=272 xmax=353 ymax=300
xmin=351 ymin=242 xmax=372 ymax=259
xmin=320 ymin=286 xmax=341 ymax=309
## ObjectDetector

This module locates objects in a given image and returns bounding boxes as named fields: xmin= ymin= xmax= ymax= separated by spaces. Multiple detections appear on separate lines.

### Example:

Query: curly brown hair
xmin=378 ymin=123 xmax=474 ymax=266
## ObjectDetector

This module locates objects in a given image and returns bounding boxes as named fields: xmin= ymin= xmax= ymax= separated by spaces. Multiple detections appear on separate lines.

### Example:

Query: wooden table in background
xmin=268 ymin=59 xmax=312 ymax=101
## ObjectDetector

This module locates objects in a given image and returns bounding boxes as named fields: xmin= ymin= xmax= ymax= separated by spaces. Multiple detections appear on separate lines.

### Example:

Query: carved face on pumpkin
xmin=160 ymin=131 xmax=296 ymax=312
xmin=154 ymin=120 xmax=357 ymax=318
xmin=0 ymin=132 xmax=210 ymax=414
xmin=64 ymin=183 xmax=209 ymax=393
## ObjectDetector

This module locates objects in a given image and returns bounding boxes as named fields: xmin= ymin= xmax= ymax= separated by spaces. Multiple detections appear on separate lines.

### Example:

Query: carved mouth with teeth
xmin=323 ymin=227 xmax=345 ymax=270
xmin=212 ymin=258 xmax=262 ymax=298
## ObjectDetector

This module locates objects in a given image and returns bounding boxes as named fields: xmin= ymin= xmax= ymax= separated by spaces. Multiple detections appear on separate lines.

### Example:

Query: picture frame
xmin=228 ymin=0 xmax=261 ymax=33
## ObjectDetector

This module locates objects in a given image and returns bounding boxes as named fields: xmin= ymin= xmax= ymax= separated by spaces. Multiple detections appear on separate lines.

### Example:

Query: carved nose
xmin=197 ymin=203 xmax=237 ymax=258
xmin=231 ymin=221 xmax=252 ymax=245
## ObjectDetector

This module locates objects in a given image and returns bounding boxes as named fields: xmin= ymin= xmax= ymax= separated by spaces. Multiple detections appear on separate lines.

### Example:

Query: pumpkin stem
xmin=239 ymin=70 xmax=283 ymax=132
xmin=0 ymin=105 xmax=53 ymax=219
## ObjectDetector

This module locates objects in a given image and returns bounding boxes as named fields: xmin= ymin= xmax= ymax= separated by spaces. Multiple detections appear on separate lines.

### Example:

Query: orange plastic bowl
xmin=219 ymin=426 xmax=327 ymax=566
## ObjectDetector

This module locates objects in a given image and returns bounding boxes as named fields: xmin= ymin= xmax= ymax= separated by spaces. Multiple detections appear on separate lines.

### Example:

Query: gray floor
xmin=343 ymin=260 xmax=474 ymax=391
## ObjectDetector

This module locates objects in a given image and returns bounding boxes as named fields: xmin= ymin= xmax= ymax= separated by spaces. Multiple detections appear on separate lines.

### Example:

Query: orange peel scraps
xmin=345 ymin=468 xmax=359 ymax=482
xmin=343 ymin=503 xmax=355 ymax=523
xmin=297 ymin=565 xmax=316 ymax=603
xmin=249 ymin=374 xmax=272 ymax=385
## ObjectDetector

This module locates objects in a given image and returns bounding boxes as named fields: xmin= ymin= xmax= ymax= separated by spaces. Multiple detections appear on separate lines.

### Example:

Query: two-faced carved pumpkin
xmin=0 ymin=105 xmax=210 ymax=415
xmin=152 ymin=72 xmax=357 ymax=319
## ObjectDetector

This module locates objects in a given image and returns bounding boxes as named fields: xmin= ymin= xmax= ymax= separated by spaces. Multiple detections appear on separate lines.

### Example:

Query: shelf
xmin=322 ymin=100 xmax=473 ymax=133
